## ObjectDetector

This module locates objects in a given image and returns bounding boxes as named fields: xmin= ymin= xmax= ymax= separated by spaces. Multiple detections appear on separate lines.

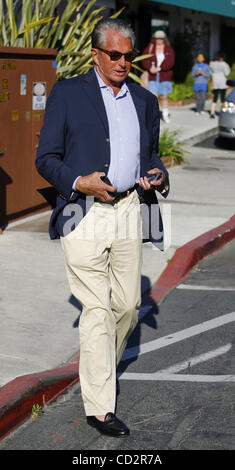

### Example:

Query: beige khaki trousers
xmin=60 ymin=190 xmax=142 ymax=416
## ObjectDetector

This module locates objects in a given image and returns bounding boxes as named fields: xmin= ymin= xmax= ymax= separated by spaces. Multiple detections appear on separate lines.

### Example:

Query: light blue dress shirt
xmin=95 ymin=68 xmax=140 ymax=192
xmin=73 ymin=68 xmax=141 ymax=193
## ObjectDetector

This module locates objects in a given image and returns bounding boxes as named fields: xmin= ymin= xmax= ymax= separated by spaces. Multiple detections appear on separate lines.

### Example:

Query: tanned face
xmin=91 ymin=29 xmax=133 ymax=90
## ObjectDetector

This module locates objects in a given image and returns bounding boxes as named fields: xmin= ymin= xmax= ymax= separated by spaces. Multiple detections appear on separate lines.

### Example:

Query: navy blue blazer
xmin=36 ymin=68 xmax=169 ymax=246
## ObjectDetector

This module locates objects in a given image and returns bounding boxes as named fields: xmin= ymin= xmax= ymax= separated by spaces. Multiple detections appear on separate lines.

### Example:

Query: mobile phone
xmin=100 ymin=175 xmax=112 ymax=185
xmin=147 ymin=172 xmax=162 ymax=183
xmin=100 ymin=175 xmax=116 ymax=195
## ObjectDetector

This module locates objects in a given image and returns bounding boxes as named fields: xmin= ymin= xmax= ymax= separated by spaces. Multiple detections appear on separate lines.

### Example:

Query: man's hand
xmin=139 ymin=169 xmax=166 ymax=191
xmin=75 ymin=171 xmax=117 ymax=202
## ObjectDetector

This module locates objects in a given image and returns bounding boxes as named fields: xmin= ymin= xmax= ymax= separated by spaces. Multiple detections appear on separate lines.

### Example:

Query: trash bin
xmin=0 ymin=46 xmax=57 ymax=227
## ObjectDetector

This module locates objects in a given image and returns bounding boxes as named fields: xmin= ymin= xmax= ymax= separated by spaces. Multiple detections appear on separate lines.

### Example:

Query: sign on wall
xmin=32 ymin=82 xmax=46 ymax=110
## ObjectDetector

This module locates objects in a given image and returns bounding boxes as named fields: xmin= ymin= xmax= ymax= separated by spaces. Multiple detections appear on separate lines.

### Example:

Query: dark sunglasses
xmin=96 ymin=47 xmax=137 ymax=63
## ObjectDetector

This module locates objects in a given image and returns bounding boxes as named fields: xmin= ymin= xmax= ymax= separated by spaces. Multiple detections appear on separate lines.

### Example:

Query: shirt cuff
xmin=72 ymin=176 xmax=81 ymax=191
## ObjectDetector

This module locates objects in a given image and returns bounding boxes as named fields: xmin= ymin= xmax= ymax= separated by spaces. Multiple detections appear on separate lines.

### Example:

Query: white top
xmin=209 ymin=60 xmax=231 ymax=89
xmin=156 ymin=50 xmax=165 ymax=67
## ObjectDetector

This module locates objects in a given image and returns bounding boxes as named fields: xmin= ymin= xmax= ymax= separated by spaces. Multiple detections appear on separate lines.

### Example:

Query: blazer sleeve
xmin=35 ymin=81 xmax=77 ymax=200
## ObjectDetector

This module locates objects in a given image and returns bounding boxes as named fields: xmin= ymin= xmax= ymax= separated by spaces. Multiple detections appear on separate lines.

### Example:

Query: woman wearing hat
xmin=141 ymin=30 xmax=175 ymax=123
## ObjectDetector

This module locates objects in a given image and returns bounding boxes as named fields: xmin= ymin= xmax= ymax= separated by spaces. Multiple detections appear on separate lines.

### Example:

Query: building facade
xmin=58 ymin=0 xmax=235 ymax=66
xmin=116 ymin=0 xmax=235 ymax=81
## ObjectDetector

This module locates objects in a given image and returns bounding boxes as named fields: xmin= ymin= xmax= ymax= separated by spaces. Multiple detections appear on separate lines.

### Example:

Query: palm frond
xmin=0 ymin=1 xmax=145 ymax=85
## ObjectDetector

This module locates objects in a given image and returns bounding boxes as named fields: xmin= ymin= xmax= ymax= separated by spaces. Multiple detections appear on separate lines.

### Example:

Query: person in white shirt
xmin=209 ymin=51 xmax=230 ymax=118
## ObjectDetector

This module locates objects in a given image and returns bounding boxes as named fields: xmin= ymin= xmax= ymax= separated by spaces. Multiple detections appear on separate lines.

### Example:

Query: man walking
xmin=36 ymin=18 xmax=169 ymax=438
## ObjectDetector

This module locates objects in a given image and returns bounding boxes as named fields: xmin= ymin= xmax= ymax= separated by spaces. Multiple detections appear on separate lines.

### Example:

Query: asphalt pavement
xmin=1 ymin=238 xmax=234 ymax=452
xmin=0 ymin=99 xmax=235 ymax=444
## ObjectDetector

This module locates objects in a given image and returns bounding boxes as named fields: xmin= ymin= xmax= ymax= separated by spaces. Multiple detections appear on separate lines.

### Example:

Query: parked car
xmin=219 ymin=79 xmax=235 ymax=139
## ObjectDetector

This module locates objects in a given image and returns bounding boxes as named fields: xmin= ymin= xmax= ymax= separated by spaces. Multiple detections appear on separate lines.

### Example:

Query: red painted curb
xmin=0 ymin=354 xmax=79 ymax=440
xmin=149 ymin=214 xmax=235 ymax=304
xmin=1 ymin=214 xmax=235 ymax=441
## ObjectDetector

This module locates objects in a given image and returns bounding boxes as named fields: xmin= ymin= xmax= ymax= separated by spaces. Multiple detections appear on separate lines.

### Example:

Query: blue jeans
xmin=195 ymin=90 xmax=206 ymax=112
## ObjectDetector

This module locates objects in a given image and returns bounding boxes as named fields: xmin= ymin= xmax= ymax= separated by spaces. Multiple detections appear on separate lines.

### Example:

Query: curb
xmin=0 ymin=354 xmax=79 ymax=440
xmin=181 ymin=126 xmax=218 ymax=146
xmin=149 ymin=214 xmax=235 ymax=304
xmin=0 ymin=214 xmax=235 ymax=441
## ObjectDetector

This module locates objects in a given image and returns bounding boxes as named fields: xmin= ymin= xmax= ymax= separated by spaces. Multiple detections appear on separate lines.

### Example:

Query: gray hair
xmin=92 ymin=18 xmax=135 ymax=49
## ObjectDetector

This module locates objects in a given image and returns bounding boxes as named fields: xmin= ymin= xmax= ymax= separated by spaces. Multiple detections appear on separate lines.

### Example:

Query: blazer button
xmin=106 ymin=138 xmax=110 ymax=142
xmin=104 ymin=163 xmax=109 ymax=168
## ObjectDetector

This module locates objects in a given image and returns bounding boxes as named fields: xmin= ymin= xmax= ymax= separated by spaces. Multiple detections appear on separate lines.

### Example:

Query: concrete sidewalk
xmin=1 ymin=100 xmax=235 ymax=439
xmin=161 ymin=98 xmax=218 ymax=144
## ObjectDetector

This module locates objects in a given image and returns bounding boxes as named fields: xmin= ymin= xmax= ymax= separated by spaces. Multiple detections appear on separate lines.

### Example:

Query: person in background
xmin=192 ymin=52 xmax=210 ymax=115
xmin=141 ymin=30 xmax=175 ymax=123
xmin=209 ymin=51 xmax=230 ymax=118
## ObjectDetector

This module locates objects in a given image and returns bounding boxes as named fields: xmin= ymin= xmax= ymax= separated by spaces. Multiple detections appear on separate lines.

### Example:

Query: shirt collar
xmin=94 ymin=67 xmax=128 ymax=98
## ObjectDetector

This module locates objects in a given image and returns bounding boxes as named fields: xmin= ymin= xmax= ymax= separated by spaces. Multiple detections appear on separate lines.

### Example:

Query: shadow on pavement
xmin=69 ymin=275 xmax=160 ymax=375
xmin=214 ymin=136 xmax=235 ymax=151
xmin=118 ymin=275 xmax=159 ymax=374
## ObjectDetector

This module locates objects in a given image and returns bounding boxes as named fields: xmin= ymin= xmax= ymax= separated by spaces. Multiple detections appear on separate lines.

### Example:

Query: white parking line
xmin=154 ymin=374 xmax=235 ymax=382
xmin=177 ymin=284 xmax=235 ymax=291
xmin=120 ymin=312 xmax=235 ymax=383
xmin=122 ymin=311 xmax=235 ymax=361
xmin=120 ymin=344 xmax=235 ymax=382
xmin=156 ymin=343 xmax=232 ymax=374
xmin=0 ymin=353 xmax=26 ymax=360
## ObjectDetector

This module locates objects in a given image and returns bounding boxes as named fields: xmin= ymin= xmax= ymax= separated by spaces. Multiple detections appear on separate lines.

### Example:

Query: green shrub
xmin=228 ymin=63 xmax=235 ymax=80
xmin=168 ymin=71 xmax=194 ymax=101
xmin=168 ymin=83 xmax=195 ymax=101
xmin=159 ymin=129 xmax=189 ymax=164
xmin=184 ymin=70 xmax=194 ymax=87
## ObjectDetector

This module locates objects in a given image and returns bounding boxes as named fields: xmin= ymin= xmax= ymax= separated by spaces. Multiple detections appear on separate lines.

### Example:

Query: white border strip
xmin=177 ymin=284 xmax=235 ymax=291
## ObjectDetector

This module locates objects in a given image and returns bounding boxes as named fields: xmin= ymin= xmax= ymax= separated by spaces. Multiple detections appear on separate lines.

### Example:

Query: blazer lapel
xmin=81 ymin=69 xmax=109 ymax=137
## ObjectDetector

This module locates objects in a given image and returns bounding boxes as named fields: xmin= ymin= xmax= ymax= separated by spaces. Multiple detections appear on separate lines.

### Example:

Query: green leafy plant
xmin=159 ymin=129 xmax=189 ymax=164
xmin=31 ymin=403 xmax=44 ymax=419
xmin=168 ymin=83 xmax=195 ymax=101
xmin=0 ymin=0 xmax=149 ymax=81
xmin=0 ymin=0 xmax=106 ymax=78
xmin=168 ymin=73 xmax=195 ymax=101
xmin=228 ymin=62 xmax=235 ymax=80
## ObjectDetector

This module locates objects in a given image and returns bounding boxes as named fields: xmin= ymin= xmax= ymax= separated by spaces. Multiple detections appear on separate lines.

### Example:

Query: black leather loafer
xmin=87 ymin=412 xmax=130 ymax=437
